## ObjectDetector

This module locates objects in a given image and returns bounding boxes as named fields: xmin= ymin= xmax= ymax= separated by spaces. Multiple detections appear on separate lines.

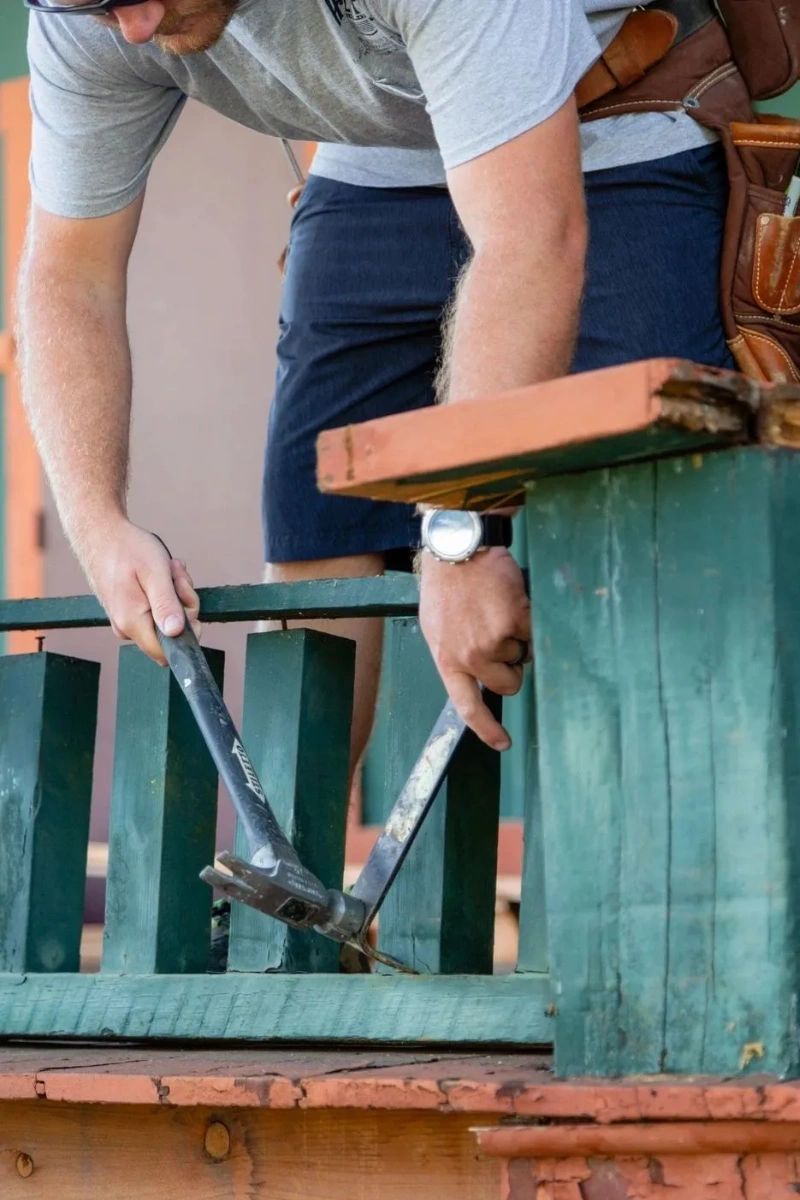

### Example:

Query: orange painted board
xmin=476 ymin=1120 xmax=800 ymax=1158
xmin=4 ymin=1047 xmax=800 ymax=1123
xmin=316 ymin=358 xmax=762 ymax=507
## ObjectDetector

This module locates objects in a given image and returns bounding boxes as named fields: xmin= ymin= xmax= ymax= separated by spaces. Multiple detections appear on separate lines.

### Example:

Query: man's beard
xmin=154 ymin=0 xmax=239 ymax=54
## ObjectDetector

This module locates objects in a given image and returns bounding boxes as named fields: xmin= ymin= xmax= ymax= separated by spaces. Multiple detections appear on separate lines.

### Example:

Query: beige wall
xmin=42 ymin=101 xmax=296 ymax=852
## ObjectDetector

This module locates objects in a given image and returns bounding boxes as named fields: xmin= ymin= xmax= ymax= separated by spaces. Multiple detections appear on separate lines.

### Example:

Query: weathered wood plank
xmin=376 ymin=619 xmax=499 ymax=975
xmin=530 ymin=462 xmax=671 ymax=1073
xmin=515 ymin=732 xmax=547 ymax=974
xmin=102 ymin=645 xmax=223 ymax=974
xmin=0 ymin=653 xmax=99 ymax=973
xmin=228 ymin=631 xmax=354 ymax=973
xmin=654 ymin=450 xmax=800 ymax=1076
xmin=0 ymin=1047 xmax=553 ymax=1108
xmin=527 ymin=446 xmax=800 ymax=1077
xmin=0 ymin=972 xmax=552 ymax=1043
xmin=316 ymin=359 xmax=759 ymax=507
xmin=0 ymin=1103 xmax=501 ymax=1200
xmin=0 ymin=577 xmax=419 ymax=632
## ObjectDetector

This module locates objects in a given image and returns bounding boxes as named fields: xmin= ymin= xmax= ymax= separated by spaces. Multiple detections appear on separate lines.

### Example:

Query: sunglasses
xmin=24 ymin=0 xmax=147 ymax=14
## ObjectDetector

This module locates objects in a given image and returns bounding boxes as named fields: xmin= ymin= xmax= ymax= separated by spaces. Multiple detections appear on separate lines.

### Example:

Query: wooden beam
xmin=529 ymin=445 xmax=800 ymax=1078
xmin=315 ymin=359 xmax=773 ymax=508
xmin=0 ymin=576 xmax=420 ymax=632
xmin=476 ymin=1120 xmax=800 ymax=1157
xmin=0 ymin=1102 xmax=501 ymax=1200
xmin=7 ymin=1044 xmax=800 ymax=1118
xmin=0 ymin=972 xmax=553 ymax=1043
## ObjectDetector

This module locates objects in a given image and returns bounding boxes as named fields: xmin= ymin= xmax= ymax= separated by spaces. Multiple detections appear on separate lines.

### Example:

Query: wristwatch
xmin=420 ymin=509 xmax=513 ymax=564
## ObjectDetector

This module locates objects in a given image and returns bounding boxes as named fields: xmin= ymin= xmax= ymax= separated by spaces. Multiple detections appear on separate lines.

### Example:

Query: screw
xmin=35 ymin=636 xmax=45 ymax=653
xmin=15 ymin=1153 xmax=34 ymax=1179
xmin=204 ymin=1121 xmax=231 ymax=1162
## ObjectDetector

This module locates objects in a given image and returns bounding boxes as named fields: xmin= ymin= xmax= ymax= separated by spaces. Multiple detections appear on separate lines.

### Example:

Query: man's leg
xmin=575 ymin=142 xmax=734 ymax=370
xmin=262 ymin=176 xmax=467 ymax=772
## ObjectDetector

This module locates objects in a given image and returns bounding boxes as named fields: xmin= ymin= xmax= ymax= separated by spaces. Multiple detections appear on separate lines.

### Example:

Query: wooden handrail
xmin=315 ymin=358 xmax=783 ymax=508
xmin=0 ymin=575 xmax=420 ymax=631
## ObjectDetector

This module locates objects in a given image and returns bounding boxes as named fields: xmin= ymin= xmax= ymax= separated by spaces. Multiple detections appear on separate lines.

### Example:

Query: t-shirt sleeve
xmin=28 ymin=15 xmax=185 ymax=218
xmin=381 ymin=0 xmax=602 ymax=171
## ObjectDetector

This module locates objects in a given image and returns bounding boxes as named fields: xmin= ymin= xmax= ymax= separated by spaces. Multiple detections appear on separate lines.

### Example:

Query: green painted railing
xmin=0 ymin=576 xmax=551 ymax=1046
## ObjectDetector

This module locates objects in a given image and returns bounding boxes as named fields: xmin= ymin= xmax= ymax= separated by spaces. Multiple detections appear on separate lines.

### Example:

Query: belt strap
xmin=576 ymin=0 xmax=718 ymax=111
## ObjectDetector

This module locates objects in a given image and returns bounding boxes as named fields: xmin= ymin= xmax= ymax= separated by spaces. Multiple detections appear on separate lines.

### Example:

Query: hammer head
xmin=201 ymin=851 xmax=365 ymax=937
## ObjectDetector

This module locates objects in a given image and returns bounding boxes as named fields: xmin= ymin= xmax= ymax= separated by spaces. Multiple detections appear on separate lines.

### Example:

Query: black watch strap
xmin=481 ymin=515 xmax=513 ymax=549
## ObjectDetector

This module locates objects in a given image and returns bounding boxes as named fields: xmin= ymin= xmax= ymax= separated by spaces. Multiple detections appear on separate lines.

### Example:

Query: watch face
xmin=423 ymin=510 xmax=483 ymax=562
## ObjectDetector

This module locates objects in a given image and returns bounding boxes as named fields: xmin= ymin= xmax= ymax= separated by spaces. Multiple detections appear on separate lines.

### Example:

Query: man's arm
xmin=419 ymin=98 xmax=587 ymax=749
xmin=16 ymin=201 xmax=198 ymax=662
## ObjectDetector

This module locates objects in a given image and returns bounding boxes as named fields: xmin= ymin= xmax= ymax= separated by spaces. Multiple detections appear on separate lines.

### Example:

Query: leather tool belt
xmin=576 ymin=0 xmax=718 ymax=112
xmin=576 ymin=4 xmax=800 ymax=384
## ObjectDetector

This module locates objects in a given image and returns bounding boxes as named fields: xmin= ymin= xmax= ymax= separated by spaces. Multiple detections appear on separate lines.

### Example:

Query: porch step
xmin=2 ymin=1047 xmax=800 ymax=1198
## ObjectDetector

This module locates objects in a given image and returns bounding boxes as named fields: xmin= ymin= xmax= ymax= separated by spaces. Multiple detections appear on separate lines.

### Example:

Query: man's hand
xmin=83 ymin=520 xmax=201 ymax=665
xmin=419 ymin=548 xmax=531 ymax=750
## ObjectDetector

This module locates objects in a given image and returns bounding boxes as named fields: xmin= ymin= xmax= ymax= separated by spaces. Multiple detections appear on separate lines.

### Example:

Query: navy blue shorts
xmin=263 ymin=143 xmax=734 ymax=563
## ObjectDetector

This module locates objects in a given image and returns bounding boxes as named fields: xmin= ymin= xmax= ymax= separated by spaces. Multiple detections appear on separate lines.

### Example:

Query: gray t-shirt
xmin=28 ymin=0 xmax=714 ymax=219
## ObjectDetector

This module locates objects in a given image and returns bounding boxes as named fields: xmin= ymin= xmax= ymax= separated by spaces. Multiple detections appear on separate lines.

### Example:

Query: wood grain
xmin=527 ymin=446 xmax=800 ymax=1077
xmin=0 ymin=653 xmax=99 ymax=973
xmin=0 ymin=576 xmax=419 ymax=632
xmin=0 ymin=1101 xmax=501 ymax=1200
xmin=102 ymin=645 xmax=223 ymax=975
xmin=376 ymin=619 xmax=499 ymax=975
xmin=0 ymin=971 xmax=553 ymax=1043
xmin=316 ymin=359 xmax=758 ymax=508
xmin=228 ymin=630 xmax=354 ymax=972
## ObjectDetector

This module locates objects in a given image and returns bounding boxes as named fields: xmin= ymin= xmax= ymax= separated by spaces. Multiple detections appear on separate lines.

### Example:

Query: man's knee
xmin=264 ymin=554 xmax=385 ymax=584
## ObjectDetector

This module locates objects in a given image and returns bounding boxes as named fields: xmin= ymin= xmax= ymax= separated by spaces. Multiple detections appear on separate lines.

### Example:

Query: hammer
xmin=158 ymin=621 xmax=467 ymax=973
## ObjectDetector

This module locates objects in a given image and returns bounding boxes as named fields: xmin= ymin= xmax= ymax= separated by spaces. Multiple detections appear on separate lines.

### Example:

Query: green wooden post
xmin=376 ymin=619 xmax=500 ymax=975
xmin=227 ymin=629 xmax=355 ymax=973
xmin=0 ymin=653 xmax=99 ymax=972
xmin=102 ymin=645 xmax=223 ymax=975
xmin=528 ymin=446 xmax=800 ymax=1078
xmin=515 ymin=730 xmax=548 ymax=975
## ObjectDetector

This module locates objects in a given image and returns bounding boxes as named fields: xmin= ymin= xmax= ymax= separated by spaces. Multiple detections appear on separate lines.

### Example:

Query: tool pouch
xmin=583 ymin=16 xmax=800 ymax=383
xmin=717 ymin=118 xmax=800 ymax=382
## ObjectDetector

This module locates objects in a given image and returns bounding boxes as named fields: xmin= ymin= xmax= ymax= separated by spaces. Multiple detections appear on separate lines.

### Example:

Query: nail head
xmin=16 ymin=1153 xmax=34 ymax=1179
xmin=204 ymin=1121 xmax=231 ymax=1161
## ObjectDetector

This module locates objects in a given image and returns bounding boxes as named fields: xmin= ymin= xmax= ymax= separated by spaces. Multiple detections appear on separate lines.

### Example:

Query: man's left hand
xmin=418 ymin=547 xmax=531 ymax=751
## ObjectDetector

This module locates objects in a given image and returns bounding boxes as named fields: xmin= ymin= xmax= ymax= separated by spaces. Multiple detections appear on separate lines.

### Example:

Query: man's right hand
xmin=82 ymin=520 xmax=201 ymax=665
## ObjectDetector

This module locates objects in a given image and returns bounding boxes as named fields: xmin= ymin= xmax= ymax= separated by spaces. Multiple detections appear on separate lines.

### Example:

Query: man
xmin=17 ymin=0 xmax=731 ymax=760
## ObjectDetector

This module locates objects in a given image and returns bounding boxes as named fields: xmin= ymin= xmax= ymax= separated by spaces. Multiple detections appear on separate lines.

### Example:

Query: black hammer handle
xmin=157 ymin=623 xmax=304 ymax=871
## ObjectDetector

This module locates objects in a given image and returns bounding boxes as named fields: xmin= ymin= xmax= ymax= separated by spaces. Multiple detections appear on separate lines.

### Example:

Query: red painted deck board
xmin=315 ymin=359 xmax=765 ymax=506
xmin=3 ymin=1046 xmax=800 ymax=1121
